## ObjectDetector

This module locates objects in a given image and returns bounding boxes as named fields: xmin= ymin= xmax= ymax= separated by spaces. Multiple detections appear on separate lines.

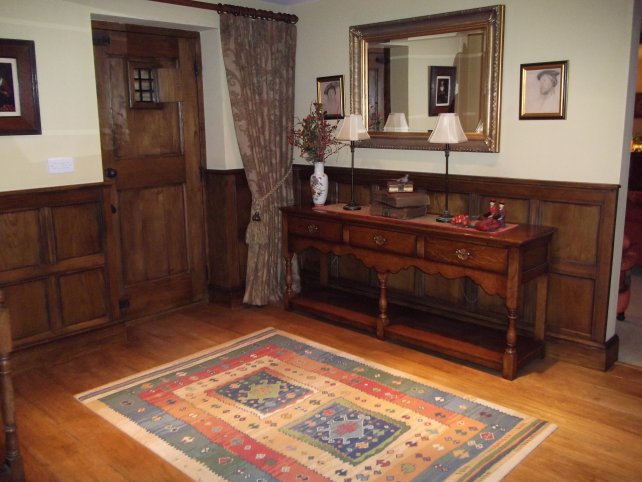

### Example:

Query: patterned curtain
xmin=220 ymin=15 xmax=298 ymax=306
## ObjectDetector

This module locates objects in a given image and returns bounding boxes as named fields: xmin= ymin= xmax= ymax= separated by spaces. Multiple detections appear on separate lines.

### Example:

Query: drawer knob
xmin=373 ymin=234 xmax=387 ymax=246
xmin=307 ymin=224 xmax=319 ymax=233
xmin=455 ymin=248 xmax=471 ymax=260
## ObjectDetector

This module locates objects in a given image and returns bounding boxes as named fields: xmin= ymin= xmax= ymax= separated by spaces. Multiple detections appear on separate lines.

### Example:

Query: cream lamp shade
xmin=428 ymin=113 xmax=467 ymax=144
xmin=427 ymin=113 xmax=467 ymax=223
xmin=383 ymin=112 xmax=409 ymax=132
xmin=336 ymin=114 xmax=369 ymax=211
xmin=336 ymin=114 xmax=370 ymax=141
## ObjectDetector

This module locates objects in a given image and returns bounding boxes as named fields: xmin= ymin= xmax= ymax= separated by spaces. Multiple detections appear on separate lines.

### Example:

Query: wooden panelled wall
xmin=205 ymin=166 xmax=621 ymax=371
xmin=204 ymin=170 xmax=251 ymax=305
xmin=1 ymin=169 xmax=620 ymax=372
xmin=0 ymin=184 xmax=121 ymax=359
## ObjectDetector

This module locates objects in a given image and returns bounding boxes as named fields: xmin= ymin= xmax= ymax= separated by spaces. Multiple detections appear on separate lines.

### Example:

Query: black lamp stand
xmin=343 ymin=140 xmax=361 ymax=210
xmin=436 ymin=143 xmax=453 ymax=222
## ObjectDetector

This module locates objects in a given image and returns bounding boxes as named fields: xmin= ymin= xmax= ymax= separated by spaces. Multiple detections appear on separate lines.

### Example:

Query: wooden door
xmin=92 ymin=22 xmax=207 ymax=320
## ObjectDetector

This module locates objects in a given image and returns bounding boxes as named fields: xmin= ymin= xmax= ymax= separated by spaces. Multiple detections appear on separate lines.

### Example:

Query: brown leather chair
xmin=618 ymin=235 xmax=639 ymax=321
xmin=0 ymin=290 xmax=24 ymax=481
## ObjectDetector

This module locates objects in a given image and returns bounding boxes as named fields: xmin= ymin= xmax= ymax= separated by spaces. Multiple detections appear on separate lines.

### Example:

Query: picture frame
xmin=519 ymin=60 xmax=567 ymax=120
xmin=429 ymin=66 xmax=456 ymax=117
xmin=316 ymin=75 xmax=344 ymax=119
xmin=0 ymin=39 xmax=41 ymax=135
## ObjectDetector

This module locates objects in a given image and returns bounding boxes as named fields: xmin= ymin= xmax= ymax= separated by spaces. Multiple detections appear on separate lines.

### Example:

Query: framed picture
xmin=429 ymin=66 xmax=456 ymax=117
xmin=316 ymin=75 xmax=344 ymax=119
xmin=0 ymin=39 xmax=41 ymax=135
xmin=519 ymin=60 xmax=567 ymax=120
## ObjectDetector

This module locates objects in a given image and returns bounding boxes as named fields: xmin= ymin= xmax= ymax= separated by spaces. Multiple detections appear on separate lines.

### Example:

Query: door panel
xmin=93 ymin=22 xmax=206 ymax=320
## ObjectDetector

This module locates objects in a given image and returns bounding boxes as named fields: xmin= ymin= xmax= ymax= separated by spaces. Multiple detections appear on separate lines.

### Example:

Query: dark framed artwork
xmin=316 ymin=75 xmax=344 ymax=119
xmin=519 ymin=60 xmax=567 ymax=120
xmin=429 ymin=66 xmax=456 ymax=117
xmin=0 ymin=39 xmax=41 ymax=135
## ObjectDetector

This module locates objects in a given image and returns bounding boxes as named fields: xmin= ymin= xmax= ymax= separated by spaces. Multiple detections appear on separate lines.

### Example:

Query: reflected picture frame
xmin=519 ymin=60 xmax=567 ymax=120
xmin=316 ymin=75 xmax=344 ymax=119
xmin=0 ymin=38 xmax=41 ymax=135
xmin=429 ymin=66 xmax=456 ymax=117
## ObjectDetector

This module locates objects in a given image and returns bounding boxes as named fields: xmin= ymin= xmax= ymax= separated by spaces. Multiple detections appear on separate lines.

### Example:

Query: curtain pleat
xmin=220 ymin=15 xmax=298 ymax=306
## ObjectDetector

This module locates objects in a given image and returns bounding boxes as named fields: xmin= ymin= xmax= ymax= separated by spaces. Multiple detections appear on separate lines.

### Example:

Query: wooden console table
xmin=281 ymin=205 xmax=555 ymax=380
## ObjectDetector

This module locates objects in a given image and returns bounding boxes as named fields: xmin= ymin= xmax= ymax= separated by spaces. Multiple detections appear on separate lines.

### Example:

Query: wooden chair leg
xmin=0 ymin=291 xmax=24 ymax=482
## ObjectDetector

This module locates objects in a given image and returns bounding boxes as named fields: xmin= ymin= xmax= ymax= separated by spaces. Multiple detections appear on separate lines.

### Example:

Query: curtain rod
xmin=149 ymin=0 xmax=299 ymax=24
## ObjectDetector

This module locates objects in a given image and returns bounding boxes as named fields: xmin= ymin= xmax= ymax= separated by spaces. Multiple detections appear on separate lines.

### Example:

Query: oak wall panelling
xmin=0 ymin=183 xmax=120 ymax=357
xmin=204 ymin=169 xmax=251 ymax=305
xmin=1 ymin=169 xmax=620 ymax=374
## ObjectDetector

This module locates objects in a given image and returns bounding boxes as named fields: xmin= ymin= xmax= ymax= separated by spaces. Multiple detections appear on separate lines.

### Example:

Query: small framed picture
xmin=519 ymin=60 xmax=568 ymax=120
xmin=429 ymin=66 xmax=456 ymax=116
xmin=0 ymin=38 xmax=41 ymax=135
xmin=316 ymin=75 xmax=344 ymax=119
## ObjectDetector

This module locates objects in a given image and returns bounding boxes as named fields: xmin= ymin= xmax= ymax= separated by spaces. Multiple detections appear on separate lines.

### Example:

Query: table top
xmin=282 ymin=204 xmax=556 ymax=246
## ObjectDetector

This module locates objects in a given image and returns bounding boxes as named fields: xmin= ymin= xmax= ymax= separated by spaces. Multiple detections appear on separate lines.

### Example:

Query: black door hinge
xmin=194 ymin=61 xmax=200 ymax=77
xmin=199 ymin=165 xmax=207 ymax=182
xmin=118 ymin=298 xmax=130 ymax=310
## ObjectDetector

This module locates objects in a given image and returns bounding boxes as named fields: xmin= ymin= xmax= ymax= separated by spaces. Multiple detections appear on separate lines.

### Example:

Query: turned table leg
xmin=502 ymin=308 xmax=518 ymax=380
xmin=376 ymin=271 xmax=389 ymax=339
xmin=0 ymin=291 xmax=24 ymax=481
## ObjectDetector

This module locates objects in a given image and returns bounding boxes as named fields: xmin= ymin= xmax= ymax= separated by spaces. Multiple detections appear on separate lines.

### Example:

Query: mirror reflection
xmin=368 ymin=30 xmax=484 ymax=134
xmin=350 ymin=5 xmax=504 ymax=152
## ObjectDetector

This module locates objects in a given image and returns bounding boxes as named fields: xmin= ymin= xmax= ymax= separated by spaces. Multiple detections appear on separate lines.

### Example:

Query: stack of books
xmin=370 ymin=189 xmax=430 ymax=219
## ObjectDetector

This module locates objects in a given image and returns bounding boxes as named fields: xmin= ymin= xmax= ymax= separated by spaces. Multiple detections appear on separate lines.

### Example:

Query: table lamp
xmin=428 ymin=113 xmax=467 ymax=222
xmin=336 ymin=114 xmax=370 ymax=210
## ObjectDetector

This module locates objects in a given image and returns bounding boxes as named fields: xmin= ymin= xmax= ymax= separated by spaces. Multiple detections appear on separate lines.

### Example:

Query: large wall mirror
xmin=350 ymin=5 xmax=504 ymax=152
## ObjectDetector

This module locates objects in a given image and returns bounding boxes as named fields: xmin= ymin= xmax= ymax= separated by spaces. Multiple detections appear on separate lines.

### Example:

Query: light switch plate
xmin=48 ymin=157 xmax=74 ymax=174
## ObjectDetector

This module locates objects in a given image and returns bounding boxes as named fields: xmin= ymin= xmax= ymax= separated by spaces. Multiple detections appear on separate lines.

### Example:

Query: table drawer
xmin=348 ymin=225 xmax=417 ymax=256
xmin=289 ymin=216 xmax=342 ymax=242
xmin=424 ymin=238 xmax=507 ymax=273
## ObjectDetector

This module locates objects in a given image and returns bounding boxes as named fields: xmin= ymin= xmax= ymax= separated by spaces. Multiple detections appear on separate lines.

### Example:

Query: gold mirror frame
xmin=350 ymin=5 xmax=504 ymax=152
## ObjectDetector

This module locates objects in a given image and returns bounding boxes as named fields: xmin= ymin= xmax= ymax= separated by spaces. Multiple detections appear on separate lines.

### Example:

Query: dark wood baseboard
xmin=208 ymin=285 xmax=245 ymax=307
xmin=10 ymin=323 xmax=126 ymax=374
xmin=546 ymin=334 xmax=620 ymax=371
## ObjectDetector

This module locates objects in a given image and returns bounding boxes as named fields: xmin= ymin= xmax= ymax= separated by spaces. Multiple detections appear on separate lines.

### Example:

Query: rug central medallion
xmin=283 ymin=398 xmax=408 ymax=465
xmin=214 ymin=368 xmax=313 ymax=416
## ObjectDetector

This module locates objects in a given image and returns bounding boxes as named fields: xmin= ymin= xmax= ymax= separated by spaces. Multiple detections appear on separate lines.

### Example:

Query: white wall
xmin=0 ymin=0 xmax=279 ymax=191
xmin=292 ymin=0 xmax=638 ymax=184
xmin=4 ymin=0 xmax=637 ymax=186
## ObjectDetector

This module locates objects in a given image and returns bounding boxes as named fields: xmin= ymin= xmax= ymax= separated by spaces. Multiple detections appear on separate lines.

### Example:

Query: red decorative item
xmin=449 ymin=200 xmax=508 ymax=232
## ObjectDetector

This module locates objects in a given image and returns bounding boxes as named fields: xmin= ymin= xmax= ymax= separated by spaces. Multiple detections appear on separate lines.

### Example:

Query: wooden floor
xmin=4 ymin=302 xmax=642 ymax=481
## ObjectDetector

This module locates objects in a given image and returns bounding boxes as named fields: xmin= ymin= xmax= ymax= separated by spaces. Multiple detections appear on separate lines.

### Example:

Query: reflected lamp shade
xmin=428 ymin=113 xmax=467 ymax=144
xmin=383 ymin=112 xmax=409 ymax=132
xmin=336 ymin=114 xmax=370 ymax=141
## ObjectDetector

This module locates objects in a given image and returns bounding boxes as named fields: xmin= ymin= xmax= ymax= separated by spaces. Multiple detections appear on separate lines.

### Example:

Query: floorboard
xmin=3 ymin=302 xmax=642 ymax=481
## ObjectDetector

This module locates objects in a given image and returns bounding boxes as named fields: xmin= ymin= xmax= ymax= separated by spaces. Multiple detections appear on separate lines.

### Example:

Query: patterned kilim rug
xmin=76 ymin=328 xmax=556 ymax=481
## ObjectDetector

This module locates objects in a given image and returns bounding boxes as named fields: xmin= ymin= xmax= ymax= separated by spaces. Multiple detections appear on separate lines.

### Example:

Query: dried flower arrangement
xmin=288 ymin=102 xmax=344 ymax=163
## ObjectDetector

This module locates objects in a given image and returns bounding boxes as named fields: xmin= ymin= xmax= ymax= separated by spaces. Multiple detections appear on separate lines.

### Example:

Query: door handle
xmin=105 ymin=167 xmax=118 ymax=179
